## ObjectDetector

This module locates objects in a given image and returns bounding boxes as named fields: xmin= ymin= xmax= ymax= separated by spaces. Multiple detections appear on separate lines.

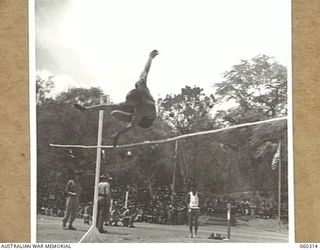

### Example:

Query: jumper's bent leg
xmin=111 ymin=110 xmax=133 ymax=123
xmin=74 ymin=102 xmax=133 ymax=112
xmin=74 ymin=103 xmax=116 ymax=112
xmin=112 ymin=113 xmax=143 ymax=147
xmin=188 ymin=212 xmax=194 ymax=237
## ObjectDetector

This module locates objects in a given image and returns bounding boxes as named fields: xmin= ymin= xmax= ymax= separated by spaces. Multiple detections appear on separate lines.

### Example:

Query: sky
xmin=35 ymin=0 xmax=291 ymax=103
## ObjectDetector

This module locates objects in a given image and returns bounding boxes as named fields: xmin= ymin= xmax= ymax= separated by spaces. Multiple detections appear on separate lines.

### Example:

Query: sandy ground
xmin=37 ymin=215 xmax=288 ymax=243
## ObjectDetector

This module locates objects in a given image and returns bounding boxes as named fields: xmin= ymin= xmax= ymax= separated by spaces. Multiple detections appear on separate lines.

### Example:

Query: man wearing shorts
xmin=186 ymin=183 xmax=200 ymax=238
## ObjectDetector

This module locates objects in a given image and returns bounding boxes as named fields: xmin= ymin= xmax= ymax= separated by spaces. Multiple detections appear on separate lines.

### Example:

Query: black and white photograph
xmin=33 ymin=0 xmax=292 ymax=244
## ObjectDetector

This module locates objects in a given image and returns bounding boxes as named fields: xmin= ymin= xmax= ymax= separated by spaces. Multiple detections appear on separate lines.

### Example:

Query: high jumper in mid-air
xmin=75 ymin=49 xmax=159 ymax=147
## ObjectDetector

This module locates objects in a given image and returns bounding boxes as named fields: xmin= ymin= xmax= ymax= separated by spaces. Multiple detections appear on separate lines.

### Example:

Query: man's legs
xmin=75 ymin=102 xmax=134 ymax=114
xmin=97 ymin=199 xmax=107 ymax=233
xmin=68 ymin=198 xmax=78 ymax=230
xmin=111 ymin=112 xmax=144 ymax=147
xmin=111 ymin=110 xmax=133 ymax=123
xmin=189 ymin=211 xmax=194 ymax=238
xmin=62 ymin=197 xmax=72 ymax=229
xmin=194 ymin=210 xmax=200 ymax=238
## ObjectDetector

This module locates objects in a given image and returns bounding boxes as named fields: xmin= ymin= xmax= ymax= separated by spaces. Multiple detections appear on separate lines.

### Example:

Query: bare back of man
xmin=74 ymin=50 xmax=159 ymax=147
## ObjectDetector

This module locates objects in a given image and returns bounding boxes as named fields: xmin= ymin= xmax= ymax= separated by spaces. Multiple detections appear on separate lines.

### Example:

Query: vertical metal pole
xmin=171 ymin=141 xmax=179 ymax=205
xmin=278 ymin=142 xmax=282 ymax=231
xmin=92 ymin=109 xmax=104 ymax=229
xmin=227 ymin=203 xmax=231 ymax=239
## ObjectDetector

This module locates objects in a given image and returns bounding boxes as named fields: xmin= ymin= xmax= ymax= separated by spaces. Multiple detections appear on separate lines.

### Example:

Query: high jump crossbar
xmin=50 ymin=116 xmax=287 ymax=150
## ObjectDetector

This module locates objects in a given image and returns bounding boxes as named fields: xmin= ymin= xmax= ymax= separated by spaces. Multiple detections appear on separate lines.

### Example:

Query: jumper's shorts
xmin=189 ymin=208 xmax=200 ymax=217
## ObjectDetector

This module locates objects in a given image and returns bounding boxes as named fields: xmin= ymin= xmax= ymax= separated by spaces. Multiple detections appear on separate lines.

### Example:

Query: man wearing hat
xmin=62 ymin=170 xmax=82 ymax=230
xmin=186 ymin=183 xmax=201 ymax=238
xmin=96 ymin=174 xmax=111 ymax=233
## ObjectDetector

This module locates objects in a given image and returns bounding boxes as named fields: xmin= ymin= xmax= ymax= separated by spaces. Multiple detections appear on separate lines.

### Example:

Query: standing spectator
xmin=167 ymin=205 xmax=174 ymax=225
xmin=244 ymin=199 xmax=250 ymax=215
xmin=240 ymin=199 xmax=245 ymax=215
xmin=186 ymin=183 xmax=201 ymax=238
xmin=260 ymin=200 xmax=268 ymax=219
xmin=96 ymin=175 xmax=111 ymax=233
xmin=62 ymin=171 xmax=82 ymax=230
xmin=270 ymin=201 xmax=277 ymax=219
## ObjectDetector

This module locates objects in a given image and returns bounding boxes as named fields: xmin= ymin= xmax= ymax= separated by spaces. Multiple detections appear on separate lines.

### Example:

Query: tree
xmin=36 ymin=75 xmax=54 ymax=104
xmin=157 ymin=86 xmax=216 ymax=186
xmin=158 ymin=86 xmax=215 ymax=134
xmin=55 ymin=87 xmax=110 ymax=106
xmin=214 ymin=55 xmax=287 ymax=125
xmin=209 ymin=55 xmax=288 ymax=201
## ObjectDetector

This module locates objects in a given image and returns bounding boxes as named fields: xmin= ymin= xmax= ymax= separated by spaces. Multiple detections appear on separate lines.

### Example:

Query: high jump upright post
xmin=79 ymin=108 xmax=104 ymax=243
xmin=171 ymin=141 xmax=179 ymax=205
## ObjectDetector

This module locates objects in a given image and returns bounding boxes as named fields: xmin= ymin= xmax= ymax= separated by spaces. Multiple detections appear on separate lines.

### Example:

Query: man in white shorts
xmin=186 ymin=183 xmax=200 ymax=238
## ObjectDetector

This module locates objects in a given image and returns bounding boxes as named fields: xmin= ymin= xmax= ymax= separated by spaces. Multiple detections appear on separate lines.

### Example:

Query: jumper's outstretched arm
xmin=138 ymin=50 xmax=159 ymax=84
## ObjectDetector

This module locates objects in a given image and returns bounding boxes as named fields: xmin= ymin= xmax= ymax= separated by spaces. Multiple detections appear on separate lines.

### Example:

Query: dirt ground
xmin=37 ymin=215 xmax=288 ymax=243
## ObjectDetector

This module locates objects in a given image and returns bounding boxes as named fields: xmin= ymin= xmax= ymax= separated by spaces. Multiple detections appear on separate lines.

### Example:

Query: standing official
xmin=96 ymin=175 xmax=111 ymax=233
xmin=62 ymin=171 xmax=81 ymax=230
xmin=186 ymin=183 xmax=201 ymax=238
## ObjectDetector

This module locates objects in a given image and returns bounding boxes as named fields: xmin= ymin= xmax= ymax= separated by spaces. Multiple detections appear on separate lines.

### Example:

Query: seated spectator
xmin=260 ymin=200 xmax=269 ymax=219
xmin=110 ymin=206 xmax=121 ymax=226
xmin=134 ymin=208 xmax=144 ymax=222
xmin=83 ymin=202 xmax=93 ymax=225
xmin=122 ymin=206 xmax=136 ymax=228
xmin=269 ymin=201 xmax=277 ymax=219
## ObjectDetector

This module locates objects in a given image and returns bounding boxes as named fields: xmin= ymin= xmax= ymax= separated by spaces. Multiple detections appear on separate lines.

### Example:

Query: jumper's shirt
xmin=188 ymin=192 xmax=200 ymax=209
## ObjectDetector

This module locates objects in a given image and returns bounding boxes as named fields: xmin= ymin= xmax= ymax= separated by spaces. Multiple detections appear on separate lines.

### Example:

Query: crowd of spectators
xmin=203 ymin=196 xmax=279 ymax=219
xmin=38 ymin=183 xmax=283 ymax=225
xmin=109 ymin=185 xmax=189 ymax=225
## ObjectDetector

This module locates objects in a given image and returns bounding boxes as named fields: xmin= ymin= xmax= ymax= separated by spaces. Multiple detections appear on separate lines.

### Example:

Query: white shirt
xmin=188 ymin=192 xmax=199 ymax=209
